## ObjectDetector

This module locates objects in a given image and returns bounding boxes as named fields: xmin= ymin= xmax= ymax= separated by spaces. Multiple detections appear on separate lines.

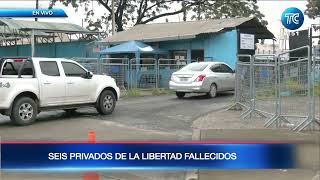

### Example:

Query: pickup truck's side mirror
xmin=82 ymin=71 xmax=93 ymax=79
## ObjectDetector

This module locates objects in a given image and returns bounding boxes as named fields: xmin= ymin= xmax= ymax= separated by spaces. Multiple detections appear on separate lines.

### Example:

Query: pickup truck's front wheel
xmin=96 ymin=90 xmax=116 ymax=115
xmin=10 ymin=97 xmax=38 ymax=126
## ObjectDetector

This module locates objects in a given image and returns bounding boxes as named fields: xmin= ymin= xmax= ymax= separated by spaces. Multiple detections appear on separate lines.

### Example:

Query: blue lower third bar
xmin=0 ymin=9 xmax=67 ymax=18
xmin=0 ymin=143 xmax=296 ymax=170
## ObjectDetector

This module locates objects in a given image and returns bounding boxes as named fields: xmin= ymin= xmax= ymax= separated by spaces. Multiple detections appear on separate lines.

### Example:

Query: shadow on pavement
xmin=176 ymin=91 xmax=234 ymax=100
xmin=0 ymin=109 xmax=104 ymax=127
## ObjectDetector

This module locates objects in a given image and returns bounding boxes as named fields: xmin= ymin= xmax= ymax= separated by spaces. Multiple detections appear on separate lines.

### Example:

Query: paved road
xmin=104 ymin=92 xmax=233 ymax=137
xmin=0 ymin=92 xmax=233 ymax=140
xmin=0 ymin=93 xmax=233 ymax=180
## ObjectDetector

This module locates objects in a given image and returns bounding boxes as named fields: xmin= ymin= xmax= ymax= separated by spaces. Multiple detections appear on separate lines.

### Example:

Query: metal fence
xmin=158 ymin=59 xmax=188 ymax=88
xmin=72 ymin=57 xmax=99 ymax=74
xmin=73 ymin=57 xmax=130 ymax=89
xmin=100 ymin=58 xmax=129 ymax=89
xmin=314 ymin=56 xmax=320 ymax=123
xmin=129 ymin=58 xmax=158 ymax=89
xmin=252 ymin=55 xmax=277 ymax=117
xmin=230 ymin=46 xmax=320 ymax=132
xmin=73 ymin=57 xmax=191 ymax=90
xmin=233 ymin=55 xmax=251 ymax=110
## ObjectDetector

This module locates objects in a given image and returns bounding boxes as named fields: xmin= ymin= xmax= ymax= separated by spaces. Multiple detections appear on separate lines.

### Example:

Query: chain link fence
xmin=279 ymin=58 xmax=309 ymax=119
xmin=129 ymin=58 xmax=158 ymax=89
xmin=313 ymin=56 xmax=320 ymax=123
xmin=73 ymin=57 xmax=191 ymax=90
xmin=231 ymin=46 xmax=320 ymax=131
xmin=232 ymin=55 xmax=251 ymax=110
xmin=253 ymin=55 xmax=277 ymax=117
xmin=157 ymin=59 xmax=188 ymax=88
xmin=72 ymin=57 xmax=99 ymax=74
xmin=99 ymin=58 xmax=129 ymax=90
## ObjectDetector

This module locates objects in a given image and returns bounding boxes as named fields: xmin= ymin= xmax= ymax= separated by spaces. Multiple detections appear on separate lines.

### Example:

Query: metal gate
xmin=157 ymin=59 xmax=187 ymax=88
xmin=72 ymin=57 xmax=99 ymax=74
xmin=233 ymin=55 xmax=251 ymax=110
xmin=231 ymin=46 xmax=320 ymax=131
xmin=130 ymin=58 xmax=157 ymax=89
xmin=99 ymin=58 xmax=129 ymax=89
xmin=253 ymin=55 xmax=277 ymax=117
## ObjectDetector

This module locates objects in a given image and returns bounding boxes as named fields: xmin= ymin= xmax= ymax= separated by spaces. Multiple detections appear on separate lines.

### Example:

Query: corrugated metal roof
xmin=0 ymin=28 xmax=49 ymax=36
xmin=103 ymin=17 xmax=274 ymax=44
xmin=0 ymin=18 xmax=92 ymax=33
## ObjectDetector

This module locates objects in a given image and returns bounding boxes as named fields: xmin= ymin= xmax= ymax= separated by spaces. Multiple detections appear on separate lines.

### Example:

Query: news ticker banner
xmin=0 ymin=142 xmax=296 ymax=170
xmin=0 ymin=9 xmax=67 ymax=18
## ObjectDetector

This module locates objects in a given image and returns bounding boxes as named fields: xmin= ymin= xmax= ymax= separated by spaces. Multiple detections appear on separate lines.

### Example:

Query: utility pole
xmin=35 ymin=0 xmax=39 ymax=21
xmin=112 ymin=0 xmax=115 ymax=35
xmin=32 ymin=0 xmax=39 ymax=56
xmin=31 ymin=30 xmax=35 ymax=57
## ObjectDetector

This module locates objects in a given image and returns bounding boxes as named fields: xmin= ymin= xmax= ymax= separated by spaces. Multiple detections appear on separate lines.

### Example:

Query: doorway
xmin=191 ymin=50 xmax=204 ymax=62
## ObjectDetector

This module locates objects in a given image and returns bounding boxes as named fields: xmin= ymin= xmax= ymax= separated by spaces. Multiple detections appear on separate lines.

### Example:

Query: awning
xmin=0 ymin=18 xmax=97 ymax=34
xmin=100 ymin=40 xmax=167 ymax=55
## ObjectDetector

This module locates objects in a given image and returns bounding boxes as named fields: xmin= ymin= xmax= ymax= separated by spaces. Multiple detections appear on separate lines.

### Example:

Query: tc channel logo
xmin=281 ymin=7 xmax=304 ymax=30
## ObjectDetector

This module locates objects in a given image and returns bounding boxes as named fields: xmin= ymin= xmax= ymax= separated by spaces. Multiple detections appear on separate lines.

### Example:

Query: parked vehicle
xmin=0 ymin=57 xmax=120 ymax=125
xmin=169 ymin=62 xmax=235 ymax=98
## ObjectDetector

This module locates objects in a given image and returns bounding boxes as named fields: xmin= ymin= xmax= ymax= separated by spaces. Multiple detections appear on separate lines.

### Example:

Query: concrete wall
xmin=158 ymin=29 xmax=238 ymax=69
xmin=0 ymin=41 xmax=97 ymax=58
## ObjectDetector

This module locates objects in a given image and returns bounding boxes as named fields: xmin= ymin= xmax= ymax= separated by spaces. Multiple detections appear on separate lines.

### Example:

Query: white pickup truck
xmin=0 ymin=57 xmax=120 ymax=126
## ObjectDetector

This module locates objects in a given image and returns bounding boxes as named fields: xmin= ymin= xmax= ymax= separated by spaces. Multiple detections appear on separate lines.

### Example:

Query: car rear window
xmin=1 ymin=59 xmax=33 ymax=76
xmin=180 ymin=63 xmax=208 ymax=71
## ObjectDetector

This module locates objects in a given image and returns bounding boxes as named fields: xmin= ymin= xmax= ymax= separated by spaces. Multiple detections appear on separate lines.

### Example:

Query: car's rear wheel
xmin=10 ymin=97 xmax=37 ymax=126
xmin=207 ymin=84 xmax=217 ymax=98
xmin=96 ymin=90 xmax=116 ymax=115
xmin=176 ymin=92 xmax=185 ymax=99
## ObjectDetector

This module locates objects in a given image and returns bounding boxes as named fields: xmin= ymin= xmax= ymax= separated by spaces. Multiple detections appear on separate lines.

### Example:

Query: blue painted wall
xmin=158 ymin=29 xmax=238 ymax=69
xmin=0 ymin=41 xmax=97 ymax=58
xmin=0 ymin=31 xmax=238 ymax=68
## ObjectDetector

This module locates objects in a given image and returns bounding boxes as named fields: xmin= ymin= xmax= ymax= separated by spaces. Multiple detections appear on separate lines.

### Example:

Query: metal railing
xmin=157 ymin=59 xmax=188 ymax=88
xmin=99 ymin=58 xmax=129 ymax=90
xmin=129 ymin=58 xmax=158 ymax=89
xmin=230 ymin=46 xmax=320 ymax=132
xmin=72 ymin=57 xmax=191 ymax=90
xmin=72 ymin=57 xmax=99 ymax=74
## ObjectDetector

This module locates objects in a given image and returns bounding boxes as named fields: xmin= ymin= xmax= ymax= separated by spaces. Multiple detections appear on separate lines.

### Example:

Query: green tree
xmin=49 ymin=0 xmax=267 ymax=32
xmin=190 ymin=0 xmax=267 ymax=25
xmin=50 ymin=0 xmax=199 ymax=32
xmin=305 ymin=0 xmax=320 ymax=19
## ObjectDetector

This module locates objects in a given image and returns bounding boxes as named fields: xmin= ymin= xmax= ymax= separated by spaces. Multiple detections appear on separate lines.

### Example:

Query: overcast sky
xmin=0 ymin=0 xmax=319 ymax=44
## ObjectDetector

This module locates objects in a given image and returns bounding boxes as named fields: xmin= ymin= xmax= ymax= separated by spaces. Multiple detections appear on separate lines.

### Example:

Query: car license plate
xmin=180 ymin=77 xmax=188 ymax=81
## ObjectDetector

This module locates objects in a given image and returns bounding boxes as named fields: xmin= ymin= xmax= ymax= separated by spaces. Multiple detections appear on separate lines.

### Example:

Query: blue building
xmin=102 ymin=17 xmax=274 ymax=69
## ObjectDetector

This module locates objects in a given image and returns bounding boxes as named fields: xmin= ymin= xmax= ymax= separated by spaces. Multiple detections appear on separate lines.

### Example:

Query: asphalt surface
xmin=105 ymin=92 xmax=233 ymax=138
xmin=1 ymin=92 xmax=319 ymax=180
xmin=0 ymin=92 xmax=233 ymax=180
xmin=0 ymin=92 xmax=233 ymax=141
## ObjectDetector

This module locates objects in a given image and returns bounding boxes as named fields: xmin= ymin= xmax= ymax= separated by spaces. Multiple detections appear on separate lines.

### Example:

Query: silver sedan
xmin=169 ymin=62 xmax=235 ymax=98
